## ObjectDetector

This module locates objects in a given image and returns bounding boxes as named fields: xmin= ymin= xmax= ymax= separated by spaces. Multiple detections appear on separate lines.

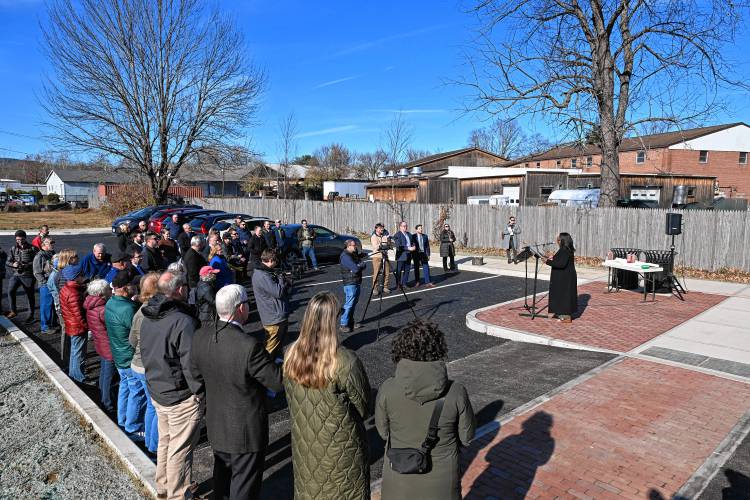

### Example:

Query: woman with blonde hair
xmin=208 ymin=242 xmax=233 ymax=288
xmin=128 ymin=272 xmax=160 ymax=453
xmin=49 ymin=249 xmax=78 ymax=363
xmin=284 ymin=291 xmax=372 ymax=500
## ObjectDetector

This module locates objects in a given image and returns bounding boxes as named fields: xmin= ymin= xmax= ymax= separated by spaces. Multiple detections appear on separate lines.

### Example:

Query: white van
xmin=466 ymin=194 xmax=514 ymax=206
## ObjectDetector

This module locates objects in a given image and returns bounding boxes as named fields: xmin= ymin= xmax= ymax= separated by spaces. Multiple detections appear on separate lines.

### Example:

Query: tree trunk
xmin=599 ymin=145 xmax=620 ymax=207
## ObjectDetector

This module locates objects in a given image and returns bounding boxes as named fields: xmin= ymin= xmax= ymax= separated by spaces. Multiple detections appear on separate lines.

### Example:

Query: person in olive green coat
xmin=284 ymin=291 xmax=372 ymax=500
xmin=376 ymin=320 xmax=476 ymax=500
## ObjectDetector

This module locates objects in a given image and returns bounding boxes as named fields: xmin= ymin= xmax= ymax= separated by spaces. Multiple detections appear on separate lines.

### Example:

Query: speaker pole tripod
xmin=357 ymin=251 xmax=418 ymax=341
xmin=665 ymin=234 xmax=686 ymax=301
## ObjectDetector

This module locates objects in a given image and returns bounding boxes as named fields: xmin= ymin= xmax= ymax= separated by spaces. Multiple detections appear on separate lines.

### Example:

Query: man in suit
xmin=190 ymin=284 xmax=283 ymax=500
xmin=393 ymin=221 xmax=415 ymax=288
xmin=502 ymin=216 xmax=521 ymax=264
xmin=411 ymin=224 xmax=435 ymax=288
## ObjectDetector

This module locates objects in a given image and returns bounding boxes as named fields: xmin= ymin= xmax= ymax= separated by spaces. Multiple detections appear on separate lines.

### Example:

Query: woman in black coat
xmin=545 ymin=233 xmax=578 ymax=323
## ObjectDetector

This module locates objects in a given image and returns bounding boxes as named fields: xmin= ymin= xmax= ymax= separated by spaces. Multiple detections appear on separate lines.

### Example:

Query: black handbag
xmin=386 ymin=388 xmax=449 ymax=474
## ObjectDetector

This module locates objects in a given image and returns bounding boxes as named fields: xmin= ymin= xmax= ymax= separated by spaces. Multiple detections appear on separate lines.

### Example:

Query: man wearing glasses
xmin=393 ymin=221 xmax=415 ymax=288
xmin=502 ymin=216 xmax=521 ymax=264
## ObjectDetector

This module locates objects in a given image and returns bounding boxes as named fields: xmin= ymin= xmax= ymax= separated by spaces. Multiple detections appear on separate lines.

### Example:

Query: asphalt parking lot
xmin=1 ymin=232 xmax=615 ymax=498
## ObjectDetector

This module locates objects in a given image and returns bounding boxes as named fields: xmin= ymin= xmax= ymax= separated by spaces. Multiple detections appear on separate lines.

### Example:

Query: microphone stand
xmin=518 ymin=243 xmax=554 ymax=320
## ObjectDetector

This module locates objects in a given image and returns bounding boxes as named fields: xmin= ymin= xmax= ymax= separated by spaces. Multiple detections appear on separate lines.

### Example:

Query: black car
xmin=281 ymin=224 xmax=362 ymax=261
xmin=188 ymin=213 xmax=263 ymax=235
xmin=111 ymin=204 xmax=202 ymax=233
xmin=148 ymin=208 xmax=226 ymax=233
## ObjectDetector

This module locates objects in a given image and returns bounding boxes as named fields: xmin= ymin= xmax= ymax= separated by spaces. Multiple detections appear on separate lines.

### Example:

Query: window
xmin=536 ymin=162 xmax=541 ymax=168
xmin=540 ymin=186 xmax=554 ymax=197
xmin=586 ymin=156 xmax=593 ymax=168
xmin=571 ymin=158 xmax=578 ymax=168
xmin=740 ymin=152 xmax=748 ymax=164
xmin=699 ymin=150 xmax=708 ymax=163
xmin=636 ymin=151 xmax=646 ymax=164
xmin=556 ymin=160 xmax=562 ymax=168
xmin=524 ymin=162 xmax=529 ymax=168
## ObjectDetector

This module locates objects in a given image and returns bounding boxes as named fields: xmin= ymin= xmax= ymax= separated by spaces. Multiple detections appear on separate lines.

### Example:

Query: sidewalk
xmin=460 ymin=268 xmax=750 ymax=499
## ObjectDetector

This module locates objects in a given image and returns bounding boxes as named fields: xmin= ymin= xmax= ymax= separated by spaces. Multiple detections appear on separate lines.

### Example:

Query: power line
xmin=0 ymin=129 xmax=46 ymax=141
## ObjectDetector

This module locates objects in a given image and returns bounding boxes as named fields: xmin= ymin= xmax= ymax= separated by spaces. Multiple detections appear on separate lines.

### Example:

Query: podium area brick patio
xmin=475 ymin=282 xmax=727 ymax=352
xmin=460 ymin=358 xmax=750 ymax=500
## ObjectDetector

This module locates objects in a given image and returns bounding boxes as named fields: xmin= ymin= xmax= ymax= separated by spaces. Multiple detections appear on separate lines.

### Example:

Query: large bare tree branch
xmin=41 ymin=0 xmax=264 ymax=202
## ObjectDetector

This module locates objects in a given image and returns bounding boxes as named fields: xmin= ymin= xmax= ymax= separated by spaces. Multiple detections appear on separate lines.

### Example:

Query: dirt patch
xmin=0 ymin=209 xmax=111 ymax=230
xmin=0 ymin=335 xmax=146 ymax=498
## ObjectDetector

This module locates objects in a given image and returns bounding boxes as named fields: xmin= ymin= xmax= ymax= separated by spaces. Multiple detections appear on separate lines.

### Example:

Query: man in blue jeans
xmin=296 ymin=220 xmax=319 ymax=271
xmin=339 ymin=240 xmax=366 ymax=333
xmin=33 ymin=237 xmax=57 ymax=333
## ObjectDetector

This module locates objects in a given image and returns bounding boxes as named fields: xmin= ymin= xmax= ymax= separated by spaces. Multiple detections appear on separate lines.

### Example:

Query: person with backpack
xmin=375 ymin=320 xmax=476 ymax=500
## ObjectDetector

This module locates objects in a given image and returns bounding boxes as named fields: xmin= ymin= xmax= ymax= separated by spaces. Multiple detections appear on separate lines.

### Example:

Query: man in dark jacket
xmin=182 ymin=236 xmax=207 ymax=290
xmin=411 ymin=224 xmax=435 ymax=288
xmin=6 ymin=230 xmax=38 ymax=322
xmin=81 ymin=243 xmax=112 ymax=280
xmin=339 ymin=239 xmax=366 ymax=333
xmin=261 ymin=220 xmax=277 ymax=251
xmin=191 ymin=284 xmax=282 ymax=499
xmin=393 ymin=221 xmax=415 ymax=288
xmin=33 ymin=237 xmax=56 ymax=332
xmin=140 ymin=272 xmax=203 ymax=500
xmin=141 ymin=233 xmax=165 ymax=273
xmin=251 ymin=250 xmax=290 ymax=359
xmin=295 ymin=219 xmax=318 ymax=271
xmin=104 ymin=250 xmax=131 ymax=284
xmin=248 ymin=226 xmax=268 ymax=268
xmin=195 ymin=266 xmax=219 ymax=323
xmin=176 ymin=223 xmax=195 ymax=255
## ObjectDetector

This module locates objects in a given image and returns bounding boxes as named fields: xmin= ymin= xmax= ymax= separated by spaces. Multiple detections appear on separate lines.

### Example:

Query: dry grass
xmin=0 ymin=209 xmax=111 ymax=230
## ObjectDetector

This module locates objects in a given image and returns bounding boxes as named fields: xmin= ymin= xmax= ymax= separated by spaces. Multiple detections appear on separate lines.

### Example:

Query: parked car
xmin=211 ymin=218 xmax=269 ymax=238
xmin=111 ymin=204 xmax=202 ymax=233
xmin=281 ymin=224 xmax=362 ymax=261
xmin=147 ymin=208 xmax=224 ymax=234
xmin=188 ymin=213 xmax=259 ymax=235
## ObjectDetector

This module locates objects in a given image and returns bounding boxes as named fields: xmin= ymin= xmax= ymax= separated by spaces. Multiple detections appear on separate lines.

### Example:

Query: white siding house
xmin=45 ymin=168 xmax=131 ymax=203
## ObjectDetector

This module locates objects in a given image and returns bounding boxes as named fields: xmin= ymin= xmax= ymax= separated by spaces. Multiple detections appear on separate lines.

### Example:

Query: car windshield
xmin=313 ymin=226 xmax=334 ymax=237
xmin=127 ymin=207 xmax=153 ymax=218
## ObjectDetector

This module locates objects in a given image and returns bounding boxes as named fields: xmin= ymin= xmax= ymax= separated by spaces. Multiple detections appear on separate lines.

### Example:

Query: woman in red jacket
xmin=84 ymin=279 xmax=114 ymax=411
xmin=59 ymin=264 xmax=88 ymax=383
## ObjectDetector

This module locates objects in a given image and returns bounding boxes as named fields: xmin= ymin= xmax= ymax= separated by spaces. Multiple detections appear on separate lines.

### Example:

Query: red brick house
xmin=506 ymin=123 xmax=750 ymax=198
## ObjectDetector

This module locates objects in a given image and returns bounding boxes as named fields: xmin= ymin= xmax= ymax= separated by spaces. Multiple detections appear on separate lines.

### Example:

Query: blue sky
xmin=1 ymin=0 xmax=748 ymax=163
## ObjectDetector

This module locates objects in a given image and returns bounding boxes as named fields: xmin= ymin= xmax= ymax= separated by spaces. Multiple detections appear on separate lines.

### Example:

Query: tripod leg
xmin=357 ymin=259 xmax=384 ymax=325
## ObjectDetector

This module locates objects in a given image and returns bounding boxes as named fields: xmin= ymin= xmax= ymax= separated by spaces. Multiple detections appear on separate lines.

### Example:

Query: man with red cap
xmin=196 ymin=266 xmax=219 ymax=324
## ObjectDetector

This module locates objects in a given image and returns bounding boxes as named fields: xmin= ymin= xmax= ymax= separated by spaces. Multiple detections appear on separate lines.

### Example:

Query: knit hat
xmin=61 ymin=263 xmax=82 ymax=281
xmin=199 ymin=265 xmax=220 ymax=277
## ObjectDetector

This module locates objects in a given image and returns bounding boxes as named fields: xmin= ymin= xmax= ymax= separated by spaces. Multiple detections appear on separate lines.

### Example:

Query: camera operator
xmin=339 ymin=240 xmax=366 ymax=333
xmin=370 ymin=223 xmax=393 ymax=296
xmin=251 ymin=249 xmax=291 ymax=360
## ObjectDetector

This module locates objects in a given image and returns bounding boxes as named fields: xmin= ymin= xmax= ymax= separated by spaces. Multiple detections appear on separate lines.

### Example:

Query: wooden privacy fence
xmin=192 ymin=198 xmax=750 ymax=271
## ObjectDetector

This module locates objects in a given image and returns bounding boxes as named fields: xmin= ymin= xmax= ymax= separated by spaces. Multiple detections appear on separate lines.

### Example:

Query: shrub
xmin=46 ymin=193 xmax=60 ymax=203
xmin=30 ymin=190 xmax=43 ymax=202
xmin=102 ymin=185 xmax=155 ymax=218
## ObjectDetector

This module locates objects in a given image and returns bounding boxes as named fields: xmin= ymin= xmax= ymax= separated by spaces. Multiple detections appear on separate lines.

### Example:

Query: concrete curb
xmin=0 ymin=227 xmax=111 ymax=236
xmin=0 ymin=317 xmax=157 ymax=497
xmin=464 ymin=279 xmax=619 ymax=355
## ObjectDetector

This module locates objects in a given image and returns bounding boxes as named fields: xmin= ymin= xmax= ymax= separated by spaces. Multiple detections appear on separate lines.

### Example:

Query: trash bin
xmin=610 ymin=247 xmax=641 ymax=290
xmin=642 ymin=250 xmax=674 ymax=293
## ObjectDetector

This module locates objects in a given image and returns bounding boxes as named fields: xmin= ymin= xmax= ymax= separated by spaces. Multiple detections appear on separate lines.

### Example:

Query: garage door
xmin=502 ymin=185 xmax=520 ymax=205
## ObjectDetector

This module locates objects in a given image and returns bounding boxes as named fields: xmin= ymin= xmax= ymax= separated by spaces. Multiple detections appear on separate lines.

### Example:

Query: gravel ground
xmin=0 ymin=335 xmax=147 ymax=499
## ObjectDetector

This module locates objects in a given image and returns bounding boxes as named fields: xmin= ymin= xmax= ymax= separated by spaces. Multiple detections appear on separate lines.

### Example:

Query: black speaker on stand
xmin=664 ymin=213 xmax=686 ymax=300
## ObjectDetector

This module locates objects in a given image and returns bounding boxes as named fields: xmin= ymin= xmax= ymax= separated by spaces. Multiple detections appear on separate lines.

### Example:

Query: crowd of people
xmin=0 ymin=214 xmax=578 ymax=499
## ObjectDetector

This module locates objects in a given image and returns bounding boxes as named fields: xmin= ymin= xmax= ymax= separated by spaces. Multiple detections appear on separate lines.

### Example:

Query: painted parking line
xmin=378 ymin=274 xmax=503 ymax=299
xmin=298 ymin=275 xmax=375 ymax=288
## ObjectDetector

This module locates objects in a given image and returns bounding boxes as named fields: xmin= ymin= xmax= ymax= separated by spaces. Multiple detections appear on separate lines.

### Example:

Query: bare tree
xmin=276 ymin=112 xmax=299 ymax=199
xmin=463 ymin=0 xmax=748 ymax=206
xmin=355 ymin=150 xmax=388 ymax=180
xmin=42 ymin=0 xmax=264 ymax=203
xmin=405 ymin=148 xmax=433 ymax=162
xmin=310 ymin=143 xmax=354 ymax=183
xmin=382 ymin=114 xmax=414 ymax=222
xmin=468 ymin=118 xmax=524 ymax=158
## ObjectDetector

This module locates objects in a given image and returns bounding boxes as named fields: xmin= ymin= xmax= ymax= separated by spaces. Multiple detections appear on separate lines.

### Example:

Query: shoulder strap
xmin=421 ymin=381 xmax=453 ymax=452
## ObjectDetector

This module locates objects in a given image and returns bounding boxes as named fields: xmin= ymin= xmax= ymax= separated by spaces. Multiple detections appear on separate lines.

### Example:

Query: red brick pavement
xmin=475 ymin=281 xmax=727 ymax=352
xmin=459 ymin=358 xmax=750 ymax=500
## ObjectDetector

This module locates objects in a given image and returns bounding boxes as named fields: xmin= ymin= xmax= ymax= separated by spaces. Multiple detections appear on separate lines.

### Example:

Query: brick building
xmin=506 ymin=123 xmax=750 ymax=198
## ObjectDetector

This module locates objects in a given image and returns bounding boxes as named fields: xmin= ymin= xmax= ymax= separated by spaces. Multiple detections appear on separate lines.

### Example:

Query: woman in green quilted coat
xmin=283 ymin=291 xmax=372 ymax=500
xmin=376 ymin=320 xmax=476 ymax=500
